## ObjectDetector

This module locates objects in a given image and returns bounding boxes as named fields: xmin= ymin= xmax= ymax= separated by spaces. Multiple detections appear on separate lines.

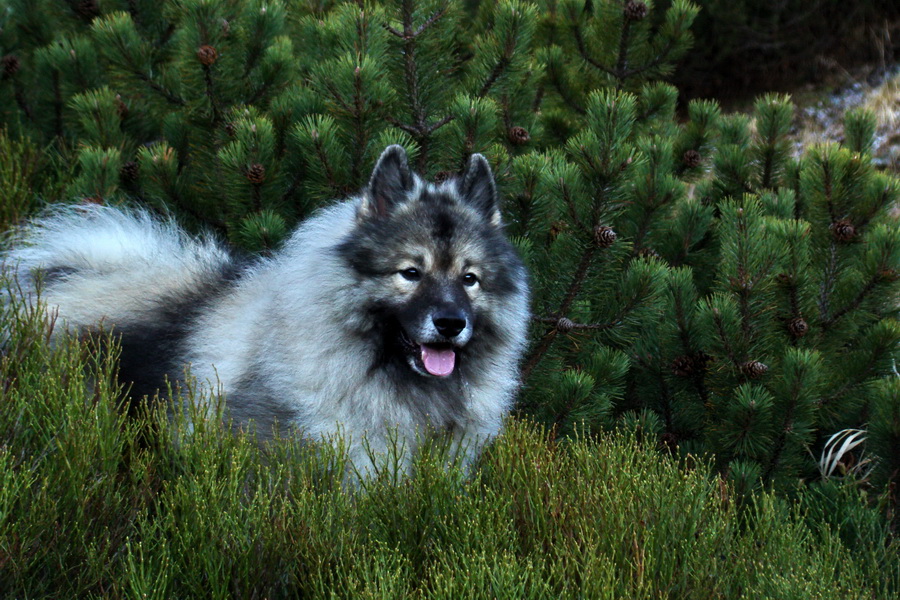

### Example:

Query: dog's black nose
xmin=433 ymin=311 xmax=467 ymax=338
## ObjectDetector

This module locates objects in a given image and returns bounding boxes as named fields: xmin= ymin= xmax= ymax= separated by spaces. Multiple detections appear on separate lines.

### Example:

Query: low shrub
xmin=0 ymin=294 xmax=896 ymax=598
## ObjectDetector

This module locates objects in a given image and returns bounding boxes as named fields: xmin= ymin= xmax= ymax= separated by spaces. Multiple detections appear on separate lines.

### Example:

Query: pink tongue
xmin=421 ymin=345 xmax=456 ymax=376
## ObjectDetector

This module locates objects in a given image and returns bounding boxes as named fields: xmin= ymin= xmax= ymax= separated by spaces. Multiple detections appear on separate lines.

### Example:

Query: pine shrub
xmin=0 ymin=0 xmax=897 ymax=525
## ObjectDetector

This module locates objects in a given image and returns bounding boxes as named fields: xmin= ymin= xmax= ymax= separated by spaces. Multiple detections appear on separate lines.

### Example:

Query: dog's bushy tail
xmin=2 ymin=204 xmax=234 ymax=329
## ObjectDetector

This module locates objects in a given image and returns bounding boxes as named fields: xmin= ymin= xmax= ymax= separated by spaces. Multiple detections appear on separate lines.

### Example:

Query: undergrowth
xmin=0 ymin=292 xmax=897 ymax=599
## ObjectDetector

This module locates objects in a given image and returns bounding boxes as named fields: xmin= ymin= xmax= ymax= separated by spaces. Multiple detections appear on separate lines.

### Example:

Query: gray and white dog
xmin=3 ymin=145 xmax=530 ymax=474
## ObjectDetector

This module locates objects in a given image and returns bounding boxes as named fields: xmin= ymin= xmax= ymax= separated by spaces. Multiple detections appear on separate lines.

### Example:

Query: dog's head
xmin=339 ymin=145 xmax=527 ymax=378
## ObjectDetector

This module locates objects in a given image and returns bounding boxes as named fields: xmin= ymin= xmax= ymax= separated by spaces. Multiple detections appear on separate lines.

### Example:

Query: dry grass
xmin=794 ymin=69 xmax=900 ymax=170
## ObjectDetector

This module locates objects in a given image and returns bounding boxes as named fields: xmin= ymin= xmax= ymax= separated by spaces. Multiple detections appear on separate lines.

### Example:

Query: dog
xmin=2 ymin=145 xmax=530 ymax=475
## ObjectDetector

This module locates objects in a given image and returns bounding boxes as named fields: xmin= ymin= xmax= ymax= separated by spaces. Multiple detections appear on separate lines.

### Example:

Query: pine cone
xmin=246 ymin=163 xmax=266 ymax=184
xmin=671 ymin=355 xmax=696 ymax=377
xmin=197 ymin=45 xmax=219 ymax=67
xmin=682 ymin=149 xmax=702 ymax=168
xmin=594 ymin=225 xmax=617 ymax=248
xmin=75 ymin=0 xmax=100 ymax=19
xmin=556 ymin=317 xmax=575 ymax=333
xmin=787 ymin=317 xmax=808 ymax=338
xmin=2 ymin=55 xmax=20 ymax=79
xmin=224 ymin=122 xmax=237 ymax=137
xmin=120 ymin=161 xmax=139 ymax=183
xmin=507 ymin=126 xmax=531 ymax=146
xmin=740 ymin=360 xmax=768 ymax=379
xmin=623 ymin=0 xmax=649 ymax=21
xmin=433 ymin=171 xmax=454 ymax=184
xmin=831 ymin=219 xmax=856 ymax=242
xmin=637 ymin=247 xmax=660 ymax=260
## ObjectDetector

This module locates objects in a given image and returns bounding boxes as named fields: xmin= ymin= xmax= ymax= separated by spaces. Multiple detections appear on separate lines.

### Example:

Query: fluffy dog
xmin=3 ymin=146 xmax=530 ymax=474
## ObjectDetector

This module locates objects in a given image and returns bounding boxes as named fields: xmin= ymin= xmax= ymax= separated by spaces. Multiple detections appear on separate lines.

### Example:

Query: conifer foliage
xmin=0 ymin=0 xmax=898 ymax=497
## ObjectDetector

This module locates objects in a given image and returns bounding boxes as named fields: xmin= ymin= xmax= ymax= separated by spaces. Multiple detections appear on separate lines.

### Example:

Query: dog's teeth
xmin=421 ymin=345 xmax=455 ymax=376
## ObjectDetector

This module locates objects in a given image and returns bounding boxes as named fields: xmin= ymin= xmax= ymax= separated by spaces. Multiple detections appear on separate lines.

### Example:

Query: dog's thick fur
xmin=2 ymin=146 xmax=530 ymax=474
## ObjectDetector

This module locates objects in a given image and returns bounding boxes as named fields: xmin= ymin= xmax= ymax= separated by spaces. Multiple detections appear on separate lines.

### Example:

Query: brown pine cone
xmin=682 ymin=149 xmax=702 ymax=168
xmin=831 ymin=219 xmax=856 ymax=242
xmin=246 ymin=163 xmax=266 ymax=184
xmin=594 ymin=225 xmax=617 ymax=248
xmin=624 ymin=0 xmax=649 ymax=21
xmin=787 ymin=317 xmax=808 ymax=338
xmin=120 ymin=161 xmax=139 ymax=183
xmin=197 ymin=45 xmax=219 ymax=67
xmin=740 ymin=360 xmax=768 ymax=379
xmin=671 ymin=355 xmax=696 ymax=377
xmin=637 ymin=247 xmax=660 ymax=260
xmin=556 ymin=317 xmax=575 ymax=333
xmin=507 ymin=126 xmax=531 ymax=146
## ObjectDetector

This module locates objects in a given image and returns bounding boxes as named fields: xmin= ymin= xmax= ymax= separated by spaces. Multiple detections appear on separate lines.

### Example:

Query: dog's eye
xmin=462 ymin=273 xmax=479 ymax=287
xmin=399 ymin=268 xmax=421 ymax=281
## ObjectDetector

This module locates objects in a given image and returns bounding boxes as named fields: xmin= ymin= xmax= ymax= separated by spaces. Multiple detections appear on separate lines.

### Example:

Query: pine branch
xmin=571 ymin=22 xmax=617 ymax=78
xmin=280 ymin=168 xmax=304 ymax=206
xmin=52 ymin=70 xmax=64 ymax=138
xmin=711 ymin=307 xmax=741 ymax=373
xmin=614 ymin=15 xmax=634 ymax=90
xmin=654 ymin=365 xmax=675 ymax=433
xmin=760 ymin=146 xmax=776 ymax=189
xmin=350 ymin=65 xmax=368 ymax=185
xmin=531 ymin=83 xmax=544 ymax=112
xmin=617 ymin=35 xmax=680 ymax=81
xmin=251 ymin=183 xmax=262 ymax=213
xmin=819 ymin=336 xmax=893 ymax=414
xmin=818 ymin=240 xmax=838 ymax=322
xmin=822 ymin=274 xmax=881 ymax=331
xmin=670 ymin=292 xmax=711 ymax=407
xmin=532 ymin=316 xmax=615 ymax=330
xmin=561 ymin=182 xmax=586 ymax=231
xmin=384 ymin=2 xmax=451 ymax=168
xmin=478 ymin=54 xmax=511 ymax=98
xmin=202 ymin=64 xmax=222 ymax=125
xmin=763 ymin=380 xmax=801 ymax=481
xmin=12 ymin=80 xmax=34 ymax=122
xmin=545 ymin=58 xmax=586 ymax=115
xmin=383 ymin=113 xmax=454 ymax=138
xmin=135 ymin=70 xmax=186 ymax=106
xmin=521 ymin=244 xmax=598 ymax=382
xmin=477 ymin=20 xmax=520 ymax=99
xmin=311 ymin=132 xmax=339 ymax=195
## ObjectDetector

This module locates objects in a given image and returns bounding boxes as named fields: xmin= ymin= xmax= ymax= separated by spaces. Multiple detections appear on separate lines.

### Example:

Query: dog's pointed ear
xmin=360 ymin=145 xmax=414 ymax=220
xmin=458 ymin=153 xmax=501 ymax=226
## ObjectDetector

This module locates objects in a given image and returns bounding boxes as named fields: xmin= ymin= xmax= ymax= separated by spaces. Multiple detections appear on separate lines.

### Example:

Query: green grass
xmin=0 ymin=294 xmax=897 ymax=599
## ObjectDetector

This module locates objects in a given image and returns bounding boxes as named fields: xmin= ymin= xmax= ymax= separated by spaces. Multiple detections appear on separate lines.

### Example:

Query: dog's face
xmin=338 ymin=146 xmax=525 ymax=378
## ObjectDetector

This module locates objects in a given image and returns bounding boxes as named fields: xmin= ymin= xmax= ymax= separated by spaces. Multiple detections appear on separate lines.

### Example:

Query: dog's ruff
xmin=2 ymin=146 xmax=530 ymax=475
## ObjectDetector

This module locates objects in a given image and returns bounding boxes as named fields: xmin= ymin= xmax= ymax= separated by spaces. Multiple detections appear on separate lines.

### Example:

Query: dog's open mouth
xmin=399 ymin=329 xmax=457 ymax=377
